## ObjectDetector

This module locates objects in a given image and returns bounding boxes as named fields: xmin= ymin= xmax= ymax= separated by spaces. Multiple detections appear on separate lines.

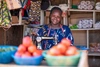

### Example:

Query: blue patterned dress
xmin=37 ymin=25 xmax=74 ymax=50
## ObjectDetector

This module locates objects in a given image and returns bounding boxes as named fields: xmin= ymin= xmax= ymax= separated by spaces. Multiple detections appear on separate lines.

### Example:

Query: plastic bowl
xmin=12 ymin=55 xmax=43 ymax=65
xmin=42 ymin=50 xmax=82 ymax=66
xmin=0 ymin=45 xmax=17 ymax=64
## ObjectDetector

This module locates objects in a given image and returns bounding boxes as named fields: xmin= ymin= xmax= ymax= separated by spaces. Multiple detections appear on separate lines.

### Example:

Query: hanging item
xmin=0 ymin=0 xmax=12 ymax=29
xmin=5 ymin=0 xmax=22 ymax=10
xmin=41 ymin=0 xmax=50 ymax=10
xmin=20 ymin=0 xmax=31 ymax=17
xmin=28 ymin=0 xmax=41 ymax=24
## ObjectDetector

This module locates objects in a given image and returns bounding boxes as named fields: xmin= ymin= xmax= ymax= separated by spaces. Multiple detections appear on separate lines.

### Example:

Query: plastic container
xmin=42 ymin=50 xmax=82 ymax=66
xmin=12 ymin=55 xmax=43 ymax=65
xmin=0 ymin=45 xmax=17 ymax=64
xmin=76 ymin=46 xmax=88 ymax=50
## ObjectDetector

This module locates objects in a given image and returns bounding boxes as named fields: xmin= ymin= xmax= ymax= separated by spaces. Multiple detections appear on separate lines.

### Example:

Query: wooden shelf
xmin=71 ymin=28 xmax=100 ymax=31
xmin=68 ymin=9 xmax=95 ymax=12
xmin=68 ymin=9 xmax=100 ymax=12
xmin=88 ymin=52 xmax=100 ymax=56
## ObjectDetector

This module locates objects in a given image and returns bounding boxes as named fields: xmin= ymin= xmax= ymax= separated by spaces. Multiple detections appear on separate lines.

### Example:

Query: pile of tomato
xmin=15 ymin=36 xmax=42 ymax=57
xmin=47 ymin=38 xmax=78 ymax=56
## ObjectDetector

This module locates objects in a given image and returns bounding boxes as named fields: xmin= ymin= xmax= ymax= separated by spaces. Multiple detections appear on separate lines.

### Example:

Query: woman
xmin=37 ymin=7 xmax=74 ymax=50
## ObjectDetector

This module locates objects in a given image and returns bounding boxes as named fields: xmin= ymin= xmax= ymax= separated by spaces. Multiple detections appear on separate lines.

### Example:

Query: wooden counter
xmin=0 ymin=50 xmax=88 ymax=67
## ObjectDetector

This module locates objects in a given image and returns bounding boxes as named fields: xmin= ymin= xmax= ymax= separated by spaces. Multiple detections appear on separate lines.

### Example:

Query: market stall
xmin=0 ymin=50 xmax=88 ymax=67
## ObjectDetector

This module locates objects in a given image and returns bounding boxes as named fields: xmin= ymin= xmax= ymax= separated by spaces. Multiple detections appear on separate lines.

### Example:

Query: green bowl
xmin=42 ymin=50 xmax=82 ymax=66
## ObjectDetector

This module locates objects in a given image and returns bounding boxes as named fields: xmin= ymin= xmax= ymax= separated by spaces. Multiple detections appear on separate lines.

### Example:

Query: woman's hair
xmin=49 ymin=7 xmax=63 ymax=23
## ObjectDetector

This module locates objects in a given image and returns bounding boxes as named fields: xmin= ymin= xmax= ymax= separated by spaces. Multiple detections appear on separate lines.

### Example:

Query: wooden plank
xmin=0 ymin=25 xmax=23 ymax=46
xmin=71 ymin=30 xmax=87 ymax=46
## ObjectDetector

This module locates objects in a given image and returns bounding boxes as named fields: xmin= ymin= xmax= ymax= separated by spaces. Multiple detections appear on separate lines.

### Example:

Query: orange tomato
xmin=65 ymin=46 xmax=78 ymax=56
xmin=61 ymin=38 xmax=71 ymax=47
xmin=32 ymin=49 xmax=42 ymax=56
xmin=47 ymin=46 xmax=62 ymax=56
xmin=56 ymin=43 xmax=67 ymax=54
xmin=22 ymin=36 xmax=33 ymax=47
xmin=21 ymin=51 xmax=32 ymax=57
xmin=28 ymin=45 xmax=37 ymax=53
xmin=17 ymin=44 xmax=26 ymax=52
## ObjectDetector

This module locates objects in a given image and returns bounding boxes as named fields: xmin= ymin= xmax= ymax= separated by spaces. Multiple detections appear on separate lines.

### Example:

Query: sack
xmin=5 ymin=0 xmax=22 ymax=10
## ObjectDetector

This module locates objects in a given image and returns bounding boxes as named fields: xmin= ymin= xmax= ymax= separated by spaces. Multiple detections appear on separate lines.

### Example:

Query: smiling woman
xmin=37 ymin=7 xmax=74 ymax=50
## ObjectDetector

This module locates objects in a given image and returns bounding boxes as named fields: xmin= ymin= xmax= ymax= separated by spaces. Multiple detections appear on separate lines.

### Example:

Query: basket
xmin=42 ymin=50 xmax=82 ymax=66
xmin=0 ymin=45 xmax=17 ymax=64
xmin=12 ymin=55 xmax=43 ymax=65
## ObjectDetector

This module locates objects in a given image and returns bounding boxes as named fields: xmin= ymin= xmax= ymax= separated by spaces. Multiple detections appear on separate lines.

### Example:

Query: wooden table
xmin=0 ymin=50 xmax=88 ymax=67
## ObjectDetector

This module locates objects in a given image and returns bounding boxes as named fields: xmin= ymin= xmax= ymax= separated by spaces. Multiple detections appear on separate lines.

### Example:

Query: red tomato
xmin=15 ymin=51 xmax=23 ymax=57
xmin=65 ymin=46 xmax=78 ymax=56
xmin=22 ymin=36 xmax=33 ymax=47
xmin=47 ymin=46 xmax=62 ymax=56
xmin=33 ymin=49 xmax=42 ymax=56
xmin=61 ymin=38 xmax=71 ymax=47
xmin=28 ymin=45 xmax=37 ymax=53
xmin=56 ymin=43 xmax=67 ymax=54
xmin=17 ymin=44 xmax=26 ymax=52
xmin=22 ymin=52 xmax=32 ymax=57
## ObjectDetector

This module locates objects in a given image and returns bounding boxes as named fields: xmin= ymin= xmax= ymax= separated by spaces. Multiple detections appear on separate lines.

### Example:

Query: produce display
xmin=42 ymin=38 xmax=81 ymax=66
xmin=12 ymin=36 xmax=43 ymax=65
xmin=0 ymin=46 xmax=17 ymax=52
xmin=15 ymin=36 xmax=42 ymax=57
xmin=47 ymin=38 xmax=79 ymax=56
xmin=69 ymin=24 xmax=78 ymax=29
xmin=0 ymin=46 xmax=17 ymax=64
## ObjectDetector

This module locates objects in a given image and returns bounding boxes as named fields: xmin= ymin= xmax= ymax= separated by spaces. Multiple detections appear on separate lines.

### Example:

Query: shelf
xmin=68 ymin=9 xmax=94 ymax=12
xmin=71 ymin=28 xmax=100 ymax=31
xmin=12 ymin=23 xmax=23 ymax=26
xmin=68 ymin=9 xmax=100 ymax=12
xmin=88 ymin=52 xmax=100 ymax=56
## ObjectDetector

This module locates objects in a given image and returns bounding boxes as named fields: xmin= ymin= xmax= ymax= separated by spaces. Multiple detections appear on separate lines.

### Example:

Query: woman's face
xmin=50 ymin=10 xmax=62 ymax=25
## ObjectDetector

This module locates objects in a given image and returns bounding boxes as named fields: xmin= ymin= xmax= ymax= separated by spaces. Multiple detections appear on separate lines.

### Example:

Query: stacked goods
xmin=95 ymin=2 xmax=100 ymax=10
xmin=89 ymin=43 xmax=100 ymax=53
xmin=78 ymin=1 xmax=94 ymax=10
xmin=12 ymin=36 xmax=43 ymax=65
xmin=77 ymin=19 xmax=93 ymax=29
xmin=43 ymin=38 xmax=81 ymax=66
xmin=94 ymin=21 xmax=100 ymax=29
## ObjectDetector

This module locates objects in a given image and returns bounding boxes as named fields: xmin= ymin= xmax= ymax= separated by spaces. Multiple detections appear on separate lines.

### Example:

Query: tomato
xmin=22 ymin=51 xmax=32 ymax=57
xmin=17 ymin=44 xmax=26 ymax=52
xmin=47 ymin=46 xmax=62 ymax=56
xmin=22 ymin=36 xmax=33 ymax=47
xmin=56 ymin=43 xmax=67 ymax=54
xmin=15 ymin=51 xmax=23 ymax=57
xmin=28 ymin=45 xmax=37 ymax=53
xmin=33 ymin=49 xmax=42 ymax=56
xmin=61 ymin=38 xmax=71 ymax=47
xmin=65 ymin=46 xmax=78 ymax=56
